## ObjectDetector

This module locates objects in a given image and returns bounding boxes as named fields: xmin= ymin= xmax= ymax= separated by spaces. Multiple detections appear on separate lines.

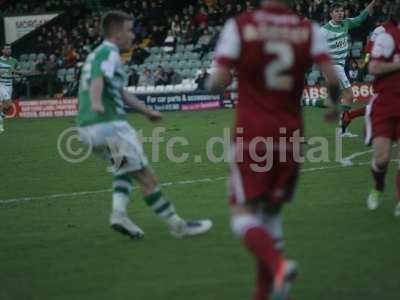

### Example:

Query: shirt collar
xmin=329 ymin=20 xmax=342 ymax=27
xmin=103 ymin=40 xmax=119 ymax=52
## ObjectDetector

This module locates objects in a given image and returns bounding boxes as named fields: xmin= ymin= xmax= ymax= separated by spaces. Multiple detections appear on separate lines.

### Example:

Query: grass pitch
xmin=0 ymin=108 xmax=399 ymax=300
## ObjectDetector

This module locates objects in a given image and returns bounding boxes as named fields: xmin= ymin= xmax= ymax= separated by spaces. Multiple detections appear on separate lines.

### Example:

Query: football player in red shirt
xmin=341 ymin=16 xmax=395 ymax=133
xmin=207 ymin=0 xmax=341 ymax=299
xmin=366 ymin=4 xmax=400 ymax=217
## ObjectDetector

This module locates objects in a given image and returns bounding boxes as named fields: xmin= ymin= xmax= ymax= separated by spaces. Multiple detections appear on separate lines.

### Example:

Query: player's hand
xmin=324 ymin=107 xmax=340 ymax=123
xmin=92 ymin=103 xmax=105 ymax=114
xmin=147 ymin=110 xmax=162 ymax=122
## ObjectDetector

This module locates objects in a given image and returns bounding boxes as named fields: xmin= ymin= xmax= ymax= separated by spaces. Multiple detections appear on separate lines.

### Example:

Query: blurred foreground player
xmin=207 ymin=0 xmax=340 ymax=299
xmin=77 ymin=11 xmax=212 ymax=239
xmin=365 ymin=4 xmax=400 ymax=216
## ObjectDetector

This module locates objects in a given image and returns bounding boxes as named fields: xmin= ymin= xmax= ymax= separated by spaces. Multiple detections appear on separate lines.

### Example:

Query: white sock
xmin=264 ymin=213 xmax=284 ymax=250
xmin=112 ymin=192 xmax=130 ymax=214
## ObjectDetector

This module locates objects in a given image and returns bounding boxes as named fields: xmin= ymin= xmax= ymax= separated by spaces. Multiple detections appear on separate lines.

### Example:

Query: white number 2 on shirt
xmin=264 ymin=42 xmax=294 ymax=91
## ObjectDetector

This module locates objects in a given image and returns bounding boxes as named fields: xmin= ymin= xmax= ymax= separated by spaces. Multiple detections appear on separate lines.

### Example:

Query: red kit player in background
xmin=365 ymin=4 xmax=400 ymax=216
xmin=341 ymin=7 xmax=398 ymax=133
xmin=207 ymin=0 xmax=341 ymax=299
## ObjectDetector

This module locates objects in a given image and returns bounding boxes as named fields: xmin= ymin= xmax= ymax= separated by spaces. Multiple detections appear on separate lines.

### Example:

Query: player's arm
xmin=347 ymin=0 xmax=375 ymax=29
xmin=368 ymin=32 xmax=400 ymax=75
xmin=122 ymin=89 xmax=161 ymax=121
xmin=90 ymin=77 xmax=105 ymax=113
xmin=89 ymin=51 xmax=118 ymax=114
xmin=206 ymin=18 xmax=240 ymax=93
xmin=369 ymin=60 xmax=400 ymax=75
xmin=207 ymin=66 xmax=232 ymax=94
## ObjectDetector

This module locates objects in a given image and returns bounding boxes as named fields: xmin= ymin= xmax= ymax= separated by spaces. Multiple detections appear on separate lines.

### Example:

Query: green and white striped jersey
xmin=0 ymin=56 xmax=18 ymax=88
xmin=77 ymin=40 xmax=128 ymax=126
xmin=321 ymin=9 xmax=369 ymax=67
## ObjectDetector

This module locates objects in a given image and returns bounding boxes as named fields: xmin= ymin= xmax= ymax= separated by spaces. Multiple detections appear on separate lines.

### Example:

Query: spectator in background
xmin=151 ymin=25 xmax=165 ymax=46
xmin=348 ymin=60 xmax=361 ymax=83
xmin=128 ymin=67 xmax=139 ymax=86
xmin=194 ymin=6 xmax=209 ymax=27
xmin=45 ymin=54 xmax=58 ymax=97
xmin=171 ymin=15 xmax=182 ymax=36
xmin=35 ymin=55 xmax=46 ymax=74
xmin=194 ymin=28 xmax=216 ymax=58
xmin=154 ymin=65 xmax=169 ymax=85
xmin=130 ymin=44 xmax=150 ymax=65
xmin=166 ymin=68 xmax=182 ymax=85
xmin=64 ymin=45 xmax=78 ymax=67
xmin=195 ymin=68 xmax=210 ymax=90
xmin=138 ymin=68 xmax=155 ymax=86
xmin=163 ymin=30 xmax=176 ymax=53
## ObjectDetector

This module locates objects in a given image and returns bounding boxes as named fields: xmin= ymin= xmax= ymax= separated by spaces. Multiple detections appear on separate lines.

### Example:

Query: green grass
xmin=1 ymin=108 xmax=399 ymax=300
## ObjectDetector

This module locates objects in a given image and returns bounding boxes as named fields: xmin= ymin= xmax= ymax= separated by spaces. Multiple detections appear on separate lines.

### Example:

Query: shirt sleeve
xmin=214 ymin=18 xmax=241 ymax=68
xmin=371 ymin=32 xmax=395 ymax=61
xmin=91 ymin=50 xmax=120 ymax=79
xmin=347 ymin=9 xmax=369 ymax=29
xmin=310 ymin=23 xmax=332 ymax=64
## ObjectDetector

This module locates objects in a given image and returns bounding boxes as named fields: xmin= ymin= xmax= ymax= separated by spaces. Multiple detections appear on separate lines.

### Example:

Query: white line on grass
xmin=0 ymin=163 xmax=373 ymax=205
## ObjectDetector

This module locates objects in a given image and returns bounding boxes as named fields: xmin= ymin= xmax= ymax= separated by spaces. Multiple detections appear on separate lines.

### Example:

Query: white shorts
xmin=332 ymin=65 xmax=351 ymax=90
xmin=0 ymin=85 xmax=12 ymax=101
xmin=79 ymin=121 xmax=149 ymax=175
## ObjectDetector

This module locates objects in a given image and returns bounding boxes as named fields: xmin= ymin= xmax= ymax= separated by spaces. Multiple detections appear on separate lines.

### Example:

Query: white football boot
xmin=169 ymin=219 xmax=213 ymax=238
xmin=110 ymin=211 xmax=144 ymax=240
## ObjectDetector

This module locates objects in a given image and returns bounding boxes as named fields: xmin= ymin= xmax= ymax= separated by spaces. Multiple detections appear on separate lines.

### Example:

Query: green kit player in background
xmin=0 ymin=44 xmax=18 ymax=133
xmin=321 ymin=0 xmax=376 ymax=137
xmin=77 ymin=11 xmax=212 ymax=239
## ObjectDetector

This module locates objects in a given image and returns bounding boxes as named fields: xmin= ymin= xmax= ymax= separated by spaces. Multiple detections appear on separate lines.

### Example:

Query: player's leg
xmin=229 ymin=148 xmax=298 ymax=300
xmin=333 ymin=66 xmax=358 ymax=137
xmin=394 ymin=122 xmax=400 ymax=217
xmin=131 ymin=166 xmax=212 ymax=238
xmin=78 ymin=122 xmax=145 ymax=239
xmin=231 ymin=202 xmax=297 ymax=300
xmin=109 ymin=170 xmax=145 ymax=239
xmin=342 ymin=106 xmax=366 ymax=133
xmin=0 ymin=102 xmax=4 ymax=133
xmin=0 ymin=86 xmax=8 ymax=133
xmin=368 ymin=137 xmax=392 ymax=210
xmin=340 ymin=86 xmax=359 ymax=137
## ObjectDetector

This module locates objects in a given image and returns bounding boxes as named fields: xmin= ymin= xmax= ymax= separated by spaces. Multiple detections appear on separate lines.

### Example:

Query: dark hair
xmin=329 ymin=2 xmax=344 ymax=12
xmin=101 ymin=10 xmax=133 ymax=37
xmin=390 ymin=4 xmax=400 ymax=22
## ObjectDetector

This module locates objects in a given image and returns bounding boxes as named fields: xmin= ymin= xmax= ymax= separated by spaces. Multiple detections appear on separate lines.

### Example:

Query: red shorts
xmin=365 ymin=93 xmax=400 ymax=144
xmin=229 ymin=144 xmax=299 ymax=206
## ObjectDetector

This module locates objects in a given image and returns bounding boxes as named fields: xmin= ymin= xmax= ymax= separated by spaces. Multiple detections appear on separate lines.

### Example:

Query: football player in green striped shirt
xmin=0 ymin=44 xmax=18 ymax=133
xmin=321 ymin=0 xmax=376 ymax=137
xmin=77 ymin=11 xmax=212 ymax=239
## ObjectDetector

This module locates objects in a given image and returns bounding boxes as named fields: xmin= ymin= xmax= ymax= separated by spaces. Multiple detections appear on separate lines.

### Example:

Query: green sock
xmin=144 ymin=188 xmax=180 ymax=224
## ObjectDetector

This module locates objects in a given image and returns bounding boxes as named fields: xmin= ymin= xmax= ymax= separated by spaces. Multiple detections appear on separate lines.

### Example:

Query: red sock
xmin=243 ymin=226 xmax=282 ymax=274
xmin=252 ymin=261 xmax=272 ymax=300
xmin=348 ymin=107 xmax=366 ymax=120
xmin=372 ymin=165 xmax=387 ymax=192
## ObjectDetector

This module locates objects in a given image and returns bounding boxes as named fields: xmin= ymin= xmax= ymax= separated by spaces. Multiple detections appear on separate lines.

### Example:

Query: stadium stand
xmin=1 ymin=0 xmax=395 ymax=98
